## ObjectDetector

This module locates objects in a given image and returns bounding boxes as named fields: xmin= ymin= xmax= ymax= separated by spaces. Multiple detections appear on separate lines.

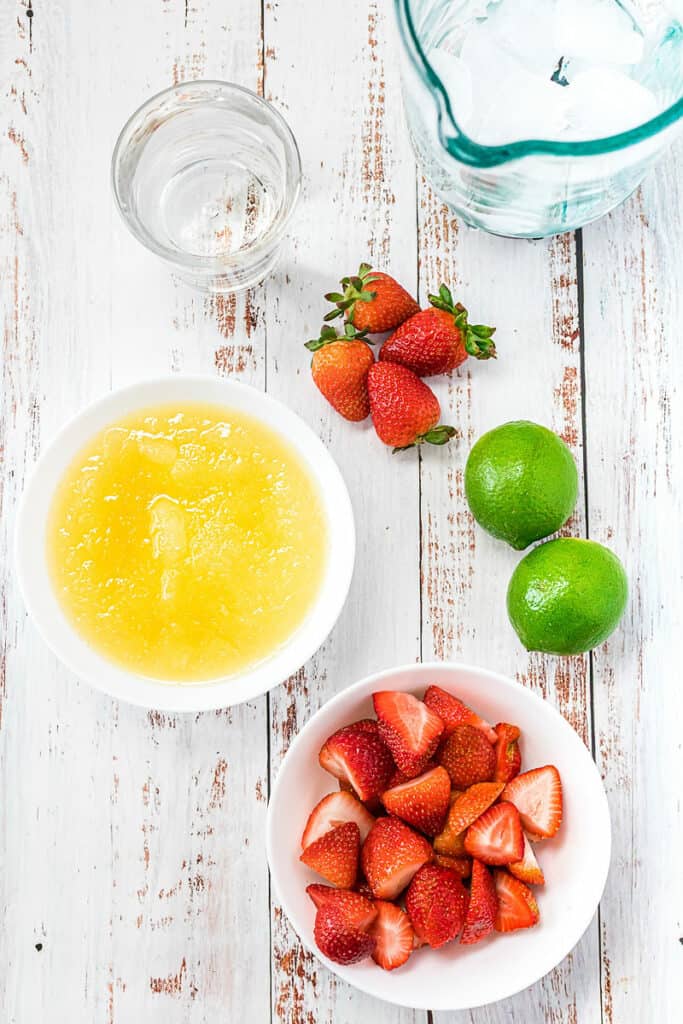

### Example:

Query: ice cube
xmin=485 ymin=0 xmax=563 ymax=78
xmin=136 ymin=435 xmax=178 ymax=466
xmin=554 ymin=0 xmax=645 ymax=66
xmin=562 ymin=68 xmax=660 ymax=139
xmin=149 ymin=496 xmax=187 ymax=562
xmin=427 ymin=49 xmax=474 ymax=127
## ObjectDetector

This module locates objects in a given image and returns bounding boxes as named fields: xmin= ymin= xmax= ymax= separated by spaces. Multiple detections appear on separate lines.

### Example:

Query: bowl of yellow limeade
xmin=16 ymin=377 xmax=355 ymax=710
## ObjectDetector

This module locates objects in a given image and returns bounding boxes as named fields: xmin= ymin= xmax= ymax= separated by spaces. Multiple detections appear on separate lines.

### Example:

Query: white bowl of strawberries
xmin=266 ymin=662 xmax=610 ymax=1011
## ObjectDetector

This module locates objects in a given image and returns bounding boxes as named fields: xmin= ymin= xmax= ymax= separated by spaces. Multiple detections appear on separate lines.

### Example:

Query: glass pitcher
xmin=394 ymin=0 xmax=683 ymax=237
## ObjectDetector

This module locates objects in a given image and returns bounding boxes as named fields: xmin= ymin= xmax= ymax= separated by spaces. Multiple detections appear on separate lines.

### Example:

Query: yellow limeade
xmin=48 ymin=403 xmax=327 ymax=681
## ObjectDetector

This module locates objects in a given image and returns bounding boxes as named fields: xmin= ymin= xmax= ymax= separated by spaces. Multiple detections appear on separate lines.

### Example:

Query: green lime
xmin=507 ymin=538 xmax=628 ymax=655
xmin=465 ymin=421 xmax=578 ymax=550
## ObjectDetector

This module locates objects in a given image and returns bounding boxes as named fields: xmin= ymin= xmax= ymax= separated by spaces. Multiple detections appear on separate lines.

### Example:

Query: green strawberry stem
xmin=323 ymin=262 xmax=380 ymax=324
xmin=392 ymin=425 xmax=457 ymax=454
xmin=305 ymin=321 xmax=373 ymax=353
xmin=427 ymin=284 xmax=497 ymax=360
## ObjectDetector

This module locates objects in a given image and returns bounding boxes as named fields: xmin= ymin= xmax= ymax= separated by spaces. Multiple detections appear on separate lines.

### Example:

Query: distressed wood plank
xmin=581 ymin=145 xmax=683 ymax=1024
xmin=264 ymin=2 xmax=424 ymax=1021
xmin=418 ymin=189 xmax=602 ymax=1023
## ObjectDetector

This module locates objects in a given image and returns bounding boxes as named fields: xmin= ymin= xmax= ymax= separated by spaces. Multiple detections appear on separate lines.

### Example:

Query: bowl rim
xmin=266 ymin=660 xmax=612 ymax=1011
xmin=14 ymin=375 xmax=355 ymax=711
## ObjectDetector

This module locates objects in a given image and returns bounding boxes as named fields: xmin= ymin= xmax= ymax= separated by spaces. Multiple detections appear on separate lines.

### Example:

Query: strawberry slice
xmin=405 ymin=864 xmax=468 ymax=948
xmin=493 ymin=871 xmax=540 ymax=933
xmin=369 ymin=900 xmax=415 ymax=971
xmin=464 ymin=801 xmax=524 ymax=865
xmin=433 ymin=853 xmax=472 ymax=877
xmin=439 ymin=724 xmax=496 ymax=788
xmin=318 ymin=719 xmax=394 ymax=801
xmin=306 ymin=885 xmax=377 ymax=925
xmin=373 ymin=691 xmax=444 ymax=778
xmin=314 ymin=894 xmax=377 ymax=964
xmin=300 ymin=821 xmax=360 ymax=888
xmin=423 ymin=685 xmax=497 ymax=743
xmin=361 ymin=816 xmax=433 ymax=900
xmin=503 ymin=765 xmax=563 ymax=839
xmin=439 ymin=781 xmax=504 ymax=839
xmin=301 ymin=791 xmax=375 ymax=850
xmin=509 ymin=833 xmax=545 ymax=886
xmin=460 ymin=859 xmax=497 ymax=945
xmin=381 ymin=766 xmax=451 ymax=836
xmin=493 ymin=722 xmax=522 ymax=783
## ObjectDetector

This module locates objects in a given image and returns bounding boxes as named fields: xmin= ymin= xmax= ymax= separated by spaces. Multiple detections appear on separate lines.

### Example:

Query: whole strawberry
xmin=367 ymin=362 xmax=455 ymax=452
xmin=380 ymin=284 xmax=496 ymax=377
xmin=306 ymin=324 xmax=374 ymax=422
xmin=325 ymin=263 xmax=420 ymax=334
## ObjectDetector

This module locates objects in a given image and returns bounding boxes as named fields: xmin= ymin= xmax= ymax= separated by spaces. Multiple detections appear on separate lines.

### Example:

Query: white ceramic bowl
xmin=15 ymin=376 xmax=355 ymax=711
xmin=267 ymin=662 xmax=611 ymax=1011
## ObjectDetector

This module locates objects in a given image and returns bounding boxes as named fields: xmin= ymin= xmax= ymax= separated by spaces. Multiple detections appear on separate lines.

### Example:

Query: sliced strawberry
xmin=319 ymin=719 xmax=395 ymax=801
xmin=464 ymin=801 xmax=524 ymax=865
xmin=361 ymin=816 xmax=432 ymax=900
xmin=300 ymin=821 xmax=360 ymax=888
xmin=433 ymin=853 xmax=472 ymax=877
xmin=460 ymin=859 xmax=497 ymax=945
xmin=306 ymin=885 xmax=377 ymax=926
xmin=381 ymin=766 xmax=451 ymax=836
xmin=503 ymin=765 xmax=563 ymax=839
xmin=373 ymin=691 xmax=444 ymax=778
xmin=301 ymin=791 xmax=375 ymax=850
xmin=405 ymin=864 xmax=468 ymax=948
xmin=440 ymin=781 xmax=504 ymax=839
xmin=493 ymin=871 xmax=540 ymax=933
xmin=314 ymin=898 xmax=377 ymax=964
xmin=438 ymin=724 xmax=496 ymax=788
xmin=423 ymin=685 xmax=497 ymax=743
xmin=509 ymin=833 xmax=545 ymax=886
xmin=369 ymin=900 xmax=415 ymax=971
xmin=493 ymin=722 xmax=522 ymax=784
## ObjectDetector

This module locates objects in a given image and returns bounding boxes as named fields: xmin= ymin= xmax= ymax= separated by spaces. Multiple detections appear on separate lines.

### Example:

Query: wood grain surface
xmin=1 ymin=1 xmax=681 ymax=1022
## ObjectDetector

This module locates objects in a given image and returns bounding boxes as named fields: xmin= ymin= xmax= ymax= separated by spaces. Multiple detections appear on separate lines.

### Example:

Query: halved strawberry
xmin=493 ymin=871 xmax=540 ymax=933
xmin=433 ymin=853 xmax=472 ymax=877
xmin=438 ymin=724 xmax=496 ymax=788
xmin=369 ymin=900 xmax=415 ymax=971
xmin=361 ymin=816 xmax=432 ymax=900
xmin=373 ymin=691 xmax=444 ymax=778
xmin=503 ymin=765 xmax=563 ymax=839
xmin=493 ymin=723 xmax=522 ymax=784
xmin=300 ymin=821 xmax=360 ymax=888
xmin=423 ymin=685 xmax=497 ymax=743
xmin=405 ymin=864 xmax=468 ymax=948
xmin=439 ymin=781 xmax=504 ymax=840
xmin=306 ymin=885 xmax=376 ymax=923
xmin=301 ymin=791 xmax=375 ymax=850
xmin=381 ymin=766 xmax=451 ymax=836
xmin=460 ymin=859 xmax=497 ymax=945
xmin=464 ymin=801 xmax=524 ymax=865
xmin=318 ymin=719 xmax=394 ymax=801
xmin=509 ymin=833 xmax=545 ymax=885
xmin=314 ymin=896 xmax=377 ymax=964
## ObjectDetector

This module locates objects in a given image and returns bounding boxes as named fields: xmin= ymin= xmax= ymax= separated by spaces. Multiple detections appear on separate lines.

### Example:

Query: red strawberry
xmin=301 ymin=791 xmax=375 ymax=850
xmin=433 ymin=853 xmax=472 ymax=877
xmin=306 ymin=324 xmax=375 ymax=422
xmin=438 ymin=782 xmax=504 ymax=841
xmin=368 ymin=900 xmax=415 ymax=971
xmin=314 ymin=894 xmax=377 ymax=964
xmin=324 ymin=263 xmax=420 ymax=334
xmin=405 ymin=864 xmax=468 ymax=948
xmin=464 ymin=801 xmax=524 ymax=865
xmin=361 ymin=816 xmax=432 ymax=900
xmin=306 ymin=884 xmax=376 ymax=922
xmin=367 ymin=363 xmax=456 ymax=453
xmin=493 ymin=871 xmax=540 ymax=933
xmin=438 ymin=724 xmax=496 ymax=788
xmin=423 ymin=686 xmax=497 ymax=744
xmin=300 ymin=821 xmax=360 ymax=888
xmin=503 ymin=765 xmax=563 ymax=839
xmin=381 ymin=766 xmax=451 ymax=836
xmin=460 ymin=859 xmax=497 ymax=945
xmin=318 ymin=719 xmax=394 ymax=802
xmin=373 ymin=690 xmax=444 ymax=777
xmin=509 ymin=833 xmax=545 ymax=886
xmin=493 ymin=722 xmax=522 ymax=784
xmin=380 ymin=286 xmax=496 ymax=377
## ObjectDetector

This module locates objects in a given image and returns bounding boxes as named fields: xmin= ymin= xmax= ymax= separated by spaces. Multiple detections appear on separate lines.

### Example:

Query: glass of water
xmin=112 ymin=81 xmax=302 ymax=292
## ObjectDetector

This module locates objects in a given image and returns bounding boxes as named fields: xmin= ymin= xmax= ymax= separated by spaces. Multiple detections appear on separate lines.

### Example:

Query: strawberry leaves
xmin=428 ymin=284 xmax=497 ymax=361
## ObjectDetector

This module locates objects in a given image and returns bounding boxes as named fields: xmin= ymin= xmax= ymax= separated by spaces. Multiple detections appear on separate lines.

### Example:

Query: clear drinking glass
xmin=395 ymin=0 xmax=683 ymax=237
xmin=112 ymin=81 xmax=302 ymax=292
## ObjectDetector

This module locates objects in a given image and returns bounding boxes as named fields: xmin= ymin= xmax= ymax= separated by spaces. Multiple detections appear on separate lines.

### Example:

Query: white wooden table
xmin=2 ymin=2 xmax=681 ymax=1021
